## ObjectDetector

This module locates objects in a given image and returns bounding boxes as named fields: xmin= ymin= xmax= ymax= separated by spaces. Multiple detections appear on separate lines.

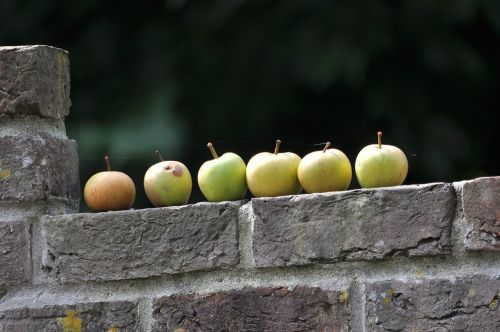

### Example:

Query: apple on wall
xmin=246 ymin=139 xmax=302 ymax=197
xmin=84 ymin=155 xmax=136 ymax=212
xmin=355 ymin=132 xmax=408 ymax=188
xmin=143 ymin=150 xmax=192 ymax=207
xmin=198 ymin=142 xmax=247 ymax=202
xmin=298 ymin=142 xmax=352 ymax=193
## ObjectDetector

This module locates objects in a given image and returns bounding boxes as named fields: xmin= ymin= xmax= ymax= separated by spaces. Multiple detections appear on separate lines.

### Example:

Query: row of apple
xmin=83 ymin=132 xmax=408 ymax=212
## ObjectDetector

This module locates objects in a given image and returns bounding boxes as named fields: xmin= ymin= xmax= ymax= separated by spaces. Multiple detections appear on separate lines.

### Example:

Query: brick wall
xmin=1 ymin=45 xmax=499 ymax=331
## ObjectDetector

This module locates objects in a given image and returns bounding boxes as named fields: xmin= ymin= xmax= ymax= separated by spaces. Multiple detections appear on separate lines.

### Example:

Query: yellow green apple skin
xmin=298 ymin=143 xmax=352 ymax=193
xmin=246 ymin=140 xmax=302 ymax=197
xmin=84 ymin=156 xmax=136 ymax=212
xmin=144 ymin=160 xmax=192 ymax=207
xmin=198 ymin=144 xmax=247 ymax=202
xmin=355 ymin=132 xmax=408 ymax=188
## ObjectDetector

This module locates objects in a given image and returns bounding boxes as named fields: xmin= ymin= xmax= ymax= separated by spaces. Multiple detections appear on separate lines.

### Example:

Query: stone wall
xmin=1 ymin=45 xmax=499 ymax=331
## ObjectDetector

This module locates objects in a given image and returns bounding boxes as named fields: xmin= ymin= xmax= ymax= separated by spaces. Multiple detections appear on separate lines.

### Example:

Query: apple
xmin=84 ymin=156 xmax=136 ymax=212
xmin=355 ymin=132 xmax=408 ymax=188
xmin=197 ymin=142 xmax=247 ymax=202
xmin=246 ymin=139 xmax=302 ymax=197
xmin=297 ymin=142 xmax=352 ymax=193
xmin=144 ymin=150 xmax=192 ymax=207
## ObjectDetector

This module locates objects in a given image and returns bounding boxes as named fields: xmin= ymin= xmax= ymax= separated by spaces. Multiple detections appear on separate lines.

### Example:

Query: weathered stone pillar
xmin=0 ymin=45 xmax=80 ymax=289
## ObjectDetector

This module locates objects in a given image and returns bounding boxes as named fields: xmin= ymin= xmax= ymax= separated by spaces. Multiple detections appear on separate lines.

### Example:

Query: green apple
xmin=355 ymin=132 xmax=408 ymax=188
xmin=84 ymin=156 xmax=136 ymax=212
xmin=144 ymin=151 xmax=192 ymax=207
xmin=246 ymin=139 xmax=302 ymax=197
xmin=297 ymin=142 xmax=352 ymax=193
xmin=197 ymin=142 xmax=247 ymax=202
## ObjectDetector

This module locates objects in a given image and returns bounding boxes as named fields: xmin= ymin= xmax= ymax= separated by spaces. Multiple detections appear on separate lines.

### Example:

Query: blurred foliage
xmin=1 ymin=0 xmax=499 ymax=209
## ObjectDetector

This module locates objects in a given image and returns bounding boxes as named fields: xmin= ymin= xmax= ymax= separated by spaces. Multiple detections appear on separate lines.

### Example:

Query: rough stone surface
xmin=0 ymin=220 xmax=30 ymax=288
xmin=0 ymin=301 xmax=137 ymax=331
xmin=366 ymin=275 xmax=500 ymax=331
xmin=253 ymin=183 xmax=455 ymax=267
xmin=0 ymin=134 xmax=80 ymax=202
xmin=0 ymin=45 xmax=70 ymax=119
xmin=41 ymin=202 xmax=240 ymax=283
xmin=152 ymin=286 xmax=349 ymax=331
xmin=462 ymin=176 xmax=500 ymax=251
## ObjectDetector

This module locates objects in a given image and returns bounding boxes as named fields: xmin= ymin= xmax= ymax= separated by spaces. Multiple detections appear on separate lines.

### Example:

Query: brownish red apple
xmin=84 ymin=156 xmax=136 ymax=212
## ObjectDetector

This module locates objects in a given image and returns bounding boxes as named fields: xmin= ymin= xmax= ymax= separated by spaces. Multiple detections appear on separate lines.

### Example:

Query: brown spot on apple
xmin=173 ymin=164 xmax=183 ymax=177
xmin=164 ymin=163 xmax=183 ymax=177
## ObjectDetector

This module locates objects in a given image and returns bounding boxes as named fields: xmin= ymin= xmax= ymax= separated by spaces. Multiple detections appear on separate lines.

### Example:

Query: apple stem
xmin=207 ymin=142 xmax=219 ymax=159
xmin=155 ymin=150 xmax=164 ymax=161
xmin=322 ymin=142 xmax=331 ymax=153
xmin=104 ymin=155 xmax=111 ymax=171
xmin=274 ymin=139 xmax=281 ymax=155
xmin=377 ymin=131 xmax=382 ymax=149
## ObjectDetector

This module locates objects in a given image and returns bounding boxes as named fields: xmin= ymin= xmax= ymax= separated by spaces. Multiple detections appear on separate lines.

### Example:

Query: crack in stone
xmin=338 ymin=235 xmax=445 ymax=262
xmin=0 ymin=88 xmax=17 ymax=98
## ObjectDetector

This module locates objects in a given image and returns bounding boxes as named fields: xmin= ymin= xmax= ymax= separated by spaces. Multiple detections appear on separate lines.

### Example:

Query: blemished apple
xmin=297 ymin=142 xmax=352 ymax=193
xmin=84 ymin=155 xmax=136 ymax=212
xmin=198 ymin=142 xmax=247 ymax=202
xmin=144 ymin=151 xmax=192 ymax=207
xmin=355 ymin=132 xmax=408 ymax=188
xmin=246 ymin=139 xmax=302 ymax=197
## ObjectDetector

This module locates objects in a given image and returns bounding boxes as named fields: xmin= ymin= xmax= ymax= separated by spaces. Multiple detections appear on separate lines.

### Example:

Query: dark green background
xmin=2 ymin=1 xmax=499 ymax=209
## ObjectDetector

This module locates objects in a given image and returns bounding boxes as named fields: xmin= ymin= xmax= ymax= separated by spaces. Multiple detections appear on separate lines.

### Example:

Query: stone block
xmin=0 ymin=220 xmax=31 ymax=288
xmin=253 ymin=183 xmax=455 ymax=267
xmin=41 ymin=202 xmax=240 ymax=283
xmin=152 ymin=286 xmax=349 ymax=331
xmin=0 ymin=45 xmax=70 ymax=119
xmin=0 ymin=134 xmax=80 ymax=202
xmin=366 ymin=275 xmax=500 ymax=331
xmin=461 ymin=176 xmax=500 ymax=251
xmin=0 ymin=301 xmax=137 ymax=331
